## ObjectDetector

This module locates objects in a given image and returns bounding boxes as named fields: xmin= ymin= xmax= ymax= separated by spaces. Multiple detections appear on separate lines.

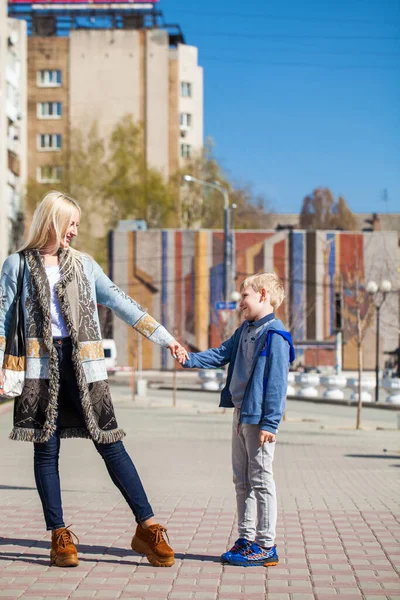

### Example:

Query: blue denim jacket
xmin=183 ymin=315 xmax=295 ymax=434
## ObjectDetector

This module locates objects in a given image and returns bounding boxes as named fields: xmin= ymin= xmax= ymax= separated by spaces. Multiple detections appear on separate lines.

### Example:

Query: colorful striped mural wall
xmin=111 ymin=229 xmax=398 ymax=371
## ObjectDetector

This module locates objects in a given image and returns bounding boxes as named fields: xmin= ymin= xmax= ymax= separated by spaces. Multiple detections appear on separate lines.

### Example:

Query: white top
xmin=45 ymin=265 xmax=69 ymax=338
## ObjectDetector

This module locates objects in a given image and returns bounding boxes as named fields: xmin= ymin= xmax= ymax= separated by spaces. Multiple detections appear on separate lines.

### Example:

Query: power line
xmin=186 ymin=30 xmax=400 ymax=42
xmin=172 ymin=9 xmax=400 ymax=27
xmin=199 ymin=56 xmax=400 ymax=70
xmin=202 ymin=48 xmax=400 ymax=58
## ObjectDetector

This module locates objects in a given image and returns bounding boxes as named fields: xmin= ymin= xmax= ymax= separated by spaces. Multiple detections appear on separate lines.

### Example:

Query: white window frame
xmin=37 ymin=70 xmax=62 ymax=88
xmin=181 ymin=143 xmax=191 ymax=159
xmin=37 ymin=101 xmax=62 ymax=119
xmin=36 ymin=166 xmax=62 ymax=183
xmin=180 ymin=81 xmax=192 ymax=98
xmin=180 ymin=112 xmax=192 ymax=129
xmin=37 ymin=133 xmax=62 ymax=151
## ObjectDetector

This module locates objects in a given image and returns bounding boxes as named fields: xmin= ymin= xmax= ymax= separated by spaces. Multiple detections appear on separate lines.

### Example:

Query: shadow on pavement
xmin=0 ymin=538 xmax=221 ymax=566
xmin=0 ymin=485 xmax=38 ymax=491
xmin=0 ymin=552 xmax=50 ymax=566
xmin=345 ymin=453 xmax=400 ymax=459
xmin=175 ymin=552 xmax=220 ymax=563
xmin=0 ymin=484 xmax=82 ymax=492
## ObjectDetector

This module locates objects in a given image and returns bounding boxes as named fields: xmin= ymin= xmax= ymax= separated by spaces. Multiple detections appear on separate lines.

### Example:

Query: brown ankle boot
xmin=131 ymin=524 xmax=174 ymax=567
xmin=50 ymin=525 xmax=79 ymax=567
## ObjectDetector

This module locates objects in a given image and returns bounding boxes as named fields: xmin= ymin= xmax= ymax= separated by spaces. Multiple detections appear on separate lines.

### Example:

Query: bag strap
xmin=16 ymin=251 xmax=25 ymax=299
xmin=4 ymin=252 xmax=26 ymax=357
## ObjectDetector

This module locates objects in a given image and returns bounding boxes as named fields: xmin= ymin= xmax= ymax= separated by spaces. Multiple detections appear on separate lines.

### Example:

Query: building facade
xmin=0 ymin=0 xmax=27 ymax=264
xmin=110 ymin=228 xmax=399 ymax=372
xmin=9 ymin=1 xmax=203 ymax=189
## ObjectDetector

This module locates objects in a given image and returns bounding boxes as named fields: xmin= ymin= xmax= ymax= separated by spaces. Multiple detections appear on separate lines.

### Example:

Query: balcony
xmin=8 ymin=151 xmax=21 ymax=177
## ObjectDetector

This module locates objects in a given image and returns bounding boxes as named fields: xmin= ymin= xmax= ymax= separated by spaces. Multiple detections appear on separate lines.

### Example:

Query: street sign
xmin=215 ymin=301 xmax=237 ymax=310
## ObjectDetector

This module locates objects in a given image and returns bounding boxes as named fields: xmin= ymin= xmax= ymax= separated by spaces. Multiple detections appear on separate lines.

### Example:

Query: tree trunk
xmin=356 ymin=303 xmax=363 ymax=430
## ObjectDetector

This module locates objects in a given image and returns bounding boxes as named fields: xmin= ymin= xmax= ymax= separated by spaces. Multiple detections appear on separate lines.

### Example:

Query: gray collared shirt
xmin=229 ymin=314 xmax=276 ymax=409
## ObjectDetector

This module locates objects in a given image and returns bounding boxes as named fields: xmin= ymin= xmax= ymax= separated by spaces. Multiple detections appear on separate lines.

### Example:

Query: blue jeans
xmin=33 ymin=338 xmax=154 ymax=530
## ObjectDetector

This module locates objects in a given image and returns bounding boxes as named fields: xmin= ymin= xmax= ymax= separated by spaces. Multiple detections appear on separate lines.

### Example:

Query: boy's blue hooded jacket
xmin=183 ymin=315 xmax=295 ymax=434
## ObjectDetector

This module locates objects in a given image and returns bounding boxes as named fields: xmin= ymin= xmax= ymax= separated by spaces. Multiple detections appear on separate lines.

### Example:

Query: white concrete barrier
xmin=382 ymin=378 xmax=400 ymax=405
xmin=198 ymin=369 xmax=225 ymax=391
xmin=347 ymin=377 xmax=375 ymax=402
xmin=320 ymin=374 xmax=347 ymax=400
xmin=295 ymin=373 xmax=320 ymax=398
xmin=287 ymin=372 xmax=296 ymax=396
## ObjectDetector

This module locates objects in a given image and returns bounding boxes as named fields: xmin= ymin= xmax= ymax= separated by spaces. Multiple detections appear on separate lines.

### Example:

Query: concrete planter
xmin=198 ymin=369 xmax=224 ymax=391
xmin=382 ymin=378 xmax=400 ymax=405
xmin=295 ymin=373 xmax=320 ymax=398
xmin=287 ymin=372 xmax=296 ymax=396
xmin=347 ymin=377 xmax=375 ymax=402
xmin=320 ymin=375 xmax=347 ymax=400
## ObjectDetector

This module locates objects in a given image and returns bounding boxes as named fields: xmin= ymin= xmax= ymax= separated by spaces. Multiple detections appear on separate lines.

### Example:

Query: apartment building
xmin=69 ymin=29 xmax=203 ymax=179
xmin=0 ymin=0 xmax=27 ymax=264
xmin=9 ymin=2 xmax=203 ymax=188
xmin=27 ymin=36 xmax=68 ymax=183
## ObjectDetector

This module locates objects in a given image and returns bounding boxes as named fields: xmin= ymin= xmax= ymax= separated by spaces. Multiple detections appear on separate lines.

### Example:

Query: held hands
xmin=259 ymin=430 xmax=276 ymax=446
xmin=0 ymin=369 xmax=4 ymax=396
xmin=167 ymin=341 xmax=189 ymax=365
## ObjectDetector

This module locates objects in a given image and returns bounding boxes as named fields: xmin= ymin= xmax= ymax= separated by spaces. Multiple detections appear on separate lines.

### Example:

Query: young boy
xmin=177 ymin=273 xmax=295 ymax=567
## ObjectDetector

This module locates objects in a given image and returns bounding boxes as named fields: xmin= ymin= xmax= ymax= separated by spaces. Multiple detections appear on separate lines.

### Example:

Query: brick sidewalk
xmin=0 ymin=390 xmax=399 ymax=600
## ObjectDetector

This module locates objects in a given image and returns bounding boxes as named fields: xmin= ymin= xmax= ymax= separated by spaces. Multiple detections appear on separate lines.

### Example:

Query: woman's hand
xmin=0 ymin=369 xmax=5 ymax=396
xmin=167 ymin=341 xmax=189 ymax=365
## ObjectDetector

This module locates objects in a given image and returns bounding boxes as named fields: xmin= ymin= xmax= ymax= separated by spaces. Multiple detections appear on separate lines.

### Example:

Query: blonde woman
xmin=0 ymin=191 xmax=188 ymax=568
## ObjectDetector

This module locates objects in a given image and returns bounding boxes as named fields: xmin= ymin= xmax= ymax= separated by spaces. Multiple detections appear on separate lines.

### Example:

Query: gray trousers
xmin=232 ymin=409 xmax=277 ymax=547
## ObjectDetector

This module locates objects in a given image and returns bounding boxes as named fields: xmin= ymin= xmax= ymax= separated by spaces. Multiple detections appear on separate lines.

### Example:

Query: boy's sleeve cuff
xmin=181 ymin=355 xmax=193 ymax=368
xmin=259 ymin=424 xmax=277 ymax=434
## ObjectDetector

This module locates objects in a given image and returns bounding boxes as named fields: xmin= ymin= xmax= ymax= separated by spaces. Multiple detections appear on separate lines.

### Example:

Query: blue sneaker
xmin=263 ymin=544 xmax=279 ymax=566
xmin=225 ymin=542 xmax=279 ymax=567
xmin=221 ymin=538 xmax=252 ymax=563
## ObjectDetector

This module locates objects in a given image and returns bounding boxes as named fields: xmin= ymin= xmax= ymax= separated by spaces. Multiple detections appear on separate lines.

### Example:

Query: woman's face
xmin=60 ymin=208 xmax=80 ymax=248
xmin=47 ymin=207 xmax=80 ymax=250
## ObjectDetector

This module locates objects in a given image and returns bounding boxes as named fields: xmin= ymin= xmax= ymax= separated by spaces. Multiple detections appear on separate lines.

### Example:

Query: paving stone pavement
xmin=0 ymin=387 xmax=399 ymax=600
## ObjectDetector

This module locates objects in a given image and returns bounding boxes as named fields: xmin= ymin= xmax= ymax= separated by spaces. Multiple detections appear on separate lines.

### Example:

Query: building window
xmin=38 ymin=134 xmax=62 ymax=151
xmin=37 ymin=102 xmax=62 ymax=119
xmin=180 ymin=112 xmax=192 ymax=129
xmin=37 ymin=166 xmax=62 ymax=183
xmin=37 ymin=70 xmax=62 ymax=87
xmin=180 ymin=81 xmax=192 ymax=97
xmin=181 ymin=143 xmax=191 ymax=159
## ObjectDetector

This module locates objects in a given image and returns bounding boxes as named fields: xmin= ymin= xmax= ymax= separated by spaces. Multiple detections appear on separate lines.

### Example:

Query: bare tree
xmin=343 ymin=252 xmax=374 ymax=429
xmin=172 ymin=139 xmax=274 ymax=230
xmin=300 ymin=188 xmax=357 ymax=231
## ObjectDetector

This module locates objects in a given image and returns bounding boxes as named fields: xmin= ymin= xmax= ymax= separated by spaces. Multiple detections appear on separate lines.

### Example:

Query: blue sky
xmin=161 ymin=0 xmax=400 ymax=214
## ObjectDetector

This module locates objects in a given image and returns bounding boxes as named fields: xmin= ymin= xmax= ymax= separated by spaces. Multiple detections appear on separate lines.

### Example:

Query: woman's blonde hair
xmin=19 ymin=190 xmax=83 ymax=280
xmin=241 ymin=272 xmax=285 ymax=309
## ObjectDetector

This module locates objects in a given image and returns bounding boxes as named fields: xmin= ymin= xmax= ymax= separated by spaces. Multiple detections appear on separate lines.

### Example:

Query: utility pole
xmin=182 ymin=175 xmax=231 ymax=301
xmin=334 ymin=276 xmax=343 ymax=375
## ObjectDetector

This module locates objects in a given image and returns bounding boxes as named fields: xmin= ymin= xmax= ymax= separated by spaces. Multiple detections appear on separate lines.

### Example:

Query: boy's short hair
xmin=241 ymin=272 xmax=285 ymax=309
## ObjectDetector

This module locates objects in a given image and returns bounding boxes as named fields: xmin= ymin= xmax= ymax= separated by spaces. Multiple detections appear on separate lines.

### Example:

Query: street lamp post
xmin=367 ymin=279 xmax=392 ymax=402
xmin=183 ymin=175 xmax=231 ymax=302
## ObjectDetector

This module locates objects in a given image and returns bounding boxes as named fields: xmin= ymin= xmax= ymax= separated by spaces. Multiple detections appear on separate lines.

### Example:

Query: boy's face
xmin=239 ymin=285 xmax=270 ymax=321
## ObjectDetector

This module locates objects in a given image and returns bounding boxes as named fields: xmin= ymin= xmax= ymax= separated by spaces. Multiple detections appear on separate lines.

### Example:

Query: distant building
xmin=270 ymin=212 xmax=400 ymax=234
xmin=110 ymin=227 xmax=399 ymax=372
xmin=8 ymin=0 xmax=203 ymax=186
xmin=0 ymin=2 xmax=27 ymax=264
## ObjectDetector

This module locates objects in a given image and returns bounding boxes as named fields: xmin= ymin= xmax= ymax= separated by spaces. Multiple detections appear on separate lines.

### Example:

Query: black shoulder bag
xmin=3 ymin=252 xmax=26 ymax=398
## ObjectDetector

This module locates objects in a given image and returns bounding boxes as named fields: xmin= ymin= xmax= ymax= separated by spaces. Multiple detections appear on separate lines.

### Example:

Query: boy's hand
xmin=167 ymin=341 xmax=189 ymax=365
xmin=259 ymin=430 xmax=275 ymax=446
xmin=0 ymin=369 xmax=4 ymax=395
